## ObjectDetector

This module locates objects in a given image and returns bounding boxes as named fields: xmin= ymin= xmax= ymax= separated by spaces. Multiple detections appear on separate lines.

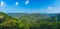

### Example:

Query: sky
xmin=0 ymin=0 xmax=60 ymax=13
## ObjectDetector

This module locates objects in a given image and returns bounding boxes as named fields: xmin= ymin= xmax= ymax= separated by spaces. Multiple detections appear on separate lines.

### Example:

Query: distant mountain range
xmin=7 ymin=13 xmax=59 ymax=20
xmin=7 ymin=13 xmax=58 ymax=17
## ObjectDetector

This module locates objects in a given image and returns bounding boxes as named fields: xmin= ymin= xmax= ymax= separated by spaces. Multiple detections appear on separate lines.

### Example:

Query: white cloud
xmin=15 ymin=2 xmax=19 ymax=6
xmin=46 ymin=7 xmax=60 ymax=13
xmin=48 ymin=6 xmax=53 ymax=10
xmin=0 ymin=1 xmax=5 ymax=7
xmin=25 ymin=0 xmax=29 ymax=5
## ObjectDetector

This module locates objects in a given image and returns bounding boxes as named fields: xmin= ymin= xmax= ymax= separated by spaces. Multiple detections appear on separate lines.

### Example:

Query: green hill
xmin=0 ymin=12 xmax=59 ymax=29
xmin=0 ymin=12 xmax=21 ymax=29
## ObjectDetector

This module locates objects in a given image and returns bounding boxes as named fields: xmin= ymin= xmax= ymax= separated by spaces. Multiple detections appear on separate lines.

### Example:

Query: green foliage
xmin=0 ymin=12 xmax=59 ymax=29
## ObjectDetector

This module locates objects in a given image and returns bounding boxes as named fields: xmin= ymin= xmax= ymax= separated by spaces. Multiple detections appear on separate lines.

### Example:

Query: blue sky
xmin=0 ymin=0 xmax=60 ymax=13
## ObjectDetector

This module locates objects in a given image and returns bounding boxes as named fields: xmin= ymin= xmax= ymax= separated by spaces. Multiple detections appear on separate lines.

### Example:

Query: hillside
xmin=0 ymin=12 xmax=59 ymax=29
xmin=0 ymin=12 xmax=20 ymax=29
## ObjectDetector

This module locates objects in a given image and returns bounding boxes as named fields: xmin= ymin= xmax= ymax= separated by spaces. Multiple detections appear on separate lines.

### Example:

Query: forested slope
xmin=0 ymin=12 xmax=59 ymax=29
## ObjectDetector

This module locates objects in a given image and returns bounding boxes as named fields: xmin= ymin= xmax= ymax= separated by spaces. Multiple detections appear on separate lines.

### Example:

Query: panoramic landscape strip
xmin=0 ymin=12 xmax=59 ymax=29
xmin=0 ymin=0 xmax=60 ymax=29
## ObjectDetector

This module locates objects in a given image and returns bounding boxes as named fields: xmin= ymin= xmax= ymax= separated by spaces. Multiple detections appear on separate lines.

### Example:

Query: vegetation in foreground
xmin=0 ymin=12 xmax=59 ymax=29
